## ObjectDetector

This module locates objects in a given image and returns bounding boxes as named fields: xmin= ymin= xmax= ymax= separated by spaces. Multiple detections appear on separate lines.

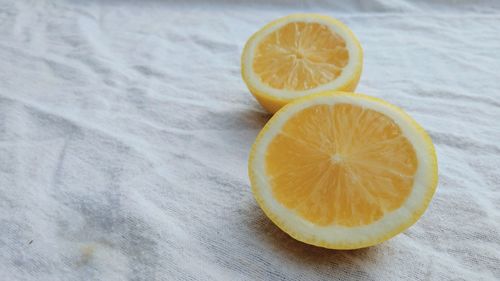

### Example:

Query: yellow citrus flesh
xmin=253 ymin=22 xmax=349 ymax=91
xmin=265 ymin=104 xmax=417 ymax=227
xmin=249 ymin=92 xmax=438 ymax=249
xmin=241 ymin=14 xmax=363 ymax=114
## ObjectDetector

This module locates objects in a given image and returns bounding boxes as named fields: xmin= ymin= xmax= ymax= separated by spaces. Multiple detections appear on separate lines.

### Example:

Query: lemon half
xmin=242 ymin=14 xmax=363 ymax=113
xmin=249 ymin=92 xmax=438 ymax=249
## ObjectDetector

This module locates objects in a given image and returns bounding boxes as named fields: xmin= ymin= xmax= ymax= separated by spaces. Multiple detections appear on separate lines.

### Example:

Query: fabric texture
xmin=0 ymin=0 xmax=499 ymax=280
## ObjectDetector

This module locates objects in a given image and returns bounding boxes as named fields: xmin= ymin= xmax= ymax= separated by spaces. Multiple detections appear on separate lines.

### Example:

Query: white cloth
xmin=0 ymin=0 xmax=499 ymax=280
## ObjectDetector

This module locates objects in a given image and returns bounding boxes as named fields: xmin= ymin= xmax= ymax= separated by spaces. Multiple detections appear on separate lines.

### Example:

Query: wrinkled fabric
xmin=0 ymin=0 xmax=499 ymax=280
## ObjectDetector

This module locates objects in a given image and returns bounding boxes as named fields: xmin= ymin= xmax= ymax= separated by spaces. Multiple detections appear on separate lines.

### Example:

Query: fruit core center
xmin=294 ymin=49 xmax=305 ymax=60
xmin=331 ymin=153 xmax=343 ymax=164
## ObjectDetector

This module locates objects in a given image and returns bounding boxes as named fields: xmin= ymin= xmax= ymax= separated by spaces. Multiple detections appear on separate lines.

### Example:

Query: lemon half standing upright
xmin=241 ymin=14 xmax=363 ymax=113
xmin=249 ymin=92 xmax=438 ymax=249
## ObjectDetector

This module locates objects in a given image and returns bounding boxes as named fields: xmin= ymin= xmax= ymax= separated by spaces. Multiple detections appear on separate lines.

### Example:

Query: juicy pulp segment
xmin=265 ymin=104 xmax=418 ymax=227
xmin=253 ymin=22 xmax=349 ymax=91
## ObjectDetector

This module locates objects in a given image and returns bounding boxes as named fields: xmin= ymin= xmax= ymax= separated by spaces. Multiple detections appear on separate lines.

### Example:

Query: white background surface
xmin=0 ymin=0 xmax=499 ymax=280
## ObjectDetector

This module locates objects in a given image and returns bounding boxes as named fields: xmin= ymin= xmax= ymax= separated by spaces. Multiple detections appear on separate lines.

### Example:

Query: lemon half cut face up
xmin=248 ymin=92 xmax=438 ymax=249
xmin=241 ymin=14 xmax=363 ymax=113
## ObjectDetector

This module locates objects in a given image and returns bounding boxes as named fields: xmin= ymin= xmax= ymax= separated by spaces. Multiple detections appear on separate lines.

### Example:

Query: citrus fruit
xmin=241 ymin=14 xmax=363 ymax=113
xmin=248 ymin=92 xmax=438 ymax=249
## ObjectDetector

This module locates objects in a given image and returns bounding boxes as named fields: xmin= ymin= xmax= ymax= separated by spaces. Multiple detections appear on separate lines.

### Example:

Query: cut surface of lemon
xmin=249 ymin=92 xmax=438 ymax=249
xmin=241 ymin=14 xmax=363 ymax=113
